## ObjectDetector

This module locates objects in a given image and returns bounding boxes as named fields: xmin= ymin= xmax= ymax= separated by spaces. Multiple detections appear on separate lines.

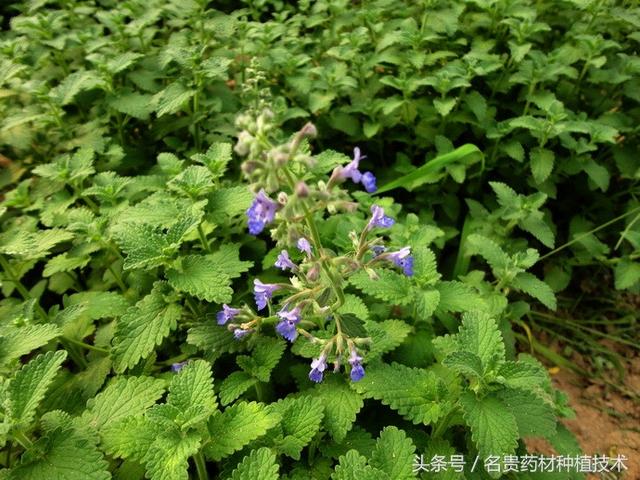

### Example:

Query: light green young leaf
xmin=511 ymin=272 xmax=557 ymax=310
xmin=498 ymin=388 xmax=556 ymax=438
xmin=8 ymin=350 xmax=67 ymax=426
xmin=9 ymin=412 xmax=110 ymax=480
xmin=314 ymin=376 xmax=364 ymax=443
xmin=349 ymin=270 xmax=413 ymax=305
xmin=351 ymin=362 xmax=444 ymax=425
xmin=205 ymin=401 xmax=281 ymax=461
xmin=332 ymin=450 xmax=389 ymax=480
xmin=219 ymin=371 xmax=257 ymax=406
xmin=229 ymin=447 xmax=279 ymax=480
xmin=0 ymin=324 xmax=60 ymax=367
xmin=530 ymin=147 xmax=555 ymax=183
xmin=83 ymin=376 xmax=165 ymax=431
xmin=459 ymin=392 xmax=518 ymax=459
xmin=366 ymin=320 xmax=412 ymax=359
xmin=466 ymin=234 xmax=510 ymax=271
xmin=153 ymin=82 xmax=195 ymax=117
xmin=435 ymin=281 xmax=485 ymax=313
xmin=614 ymin=258 xmax=640 ymax=289
xmin=369 ymin=426 xmax=416 ymax=480
xmin=167 ymin=360 xmax=217 ymax=418
xmin=236 ymin=337 xmax=286 ymax=383
xmin=166 ymin=255 xmax=233 ymax=303
xmin=456 ymin=311 xmax=506 ymax=374
xmin=265 ymin=396 xmax=324 ymax=460
xmin=112 ymin=282 xmax=182 ymax=372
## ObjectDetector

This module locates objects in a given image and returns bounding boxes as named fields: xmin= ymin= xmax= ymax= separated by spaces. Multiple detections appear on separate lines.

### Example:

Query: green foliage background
xmin=0 ymin=0 xmax=638 ymax=479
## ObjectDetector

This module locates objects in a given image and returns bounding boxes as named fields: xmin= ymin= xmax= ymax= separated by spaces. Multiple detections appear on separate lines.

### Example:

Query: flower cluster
xmin=216 ymin=114 xmax=415 ymax=384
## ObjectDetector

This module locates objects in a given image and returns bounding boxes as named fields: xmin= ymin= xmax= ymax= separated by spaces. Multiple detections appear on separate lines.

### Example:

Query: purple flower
xmin=309 ymin=353 xmax=328 ymax=383
xmin=275 ymin=306 xmax=301 ymax=342
xmin=171 ymin=361 xmax=188 ymax=373
xmin=253 ymin=279 xmax=280 ymax=310
xmin=216 ymin=304 xmax=241 ymax=325
xmin=362 ymin=171 xmax=377 ymax=193
xmin=275 ymin=250 xmax=296 ymax=271
xmin=348 ymin=350 xmax=365 ymax=382
xmin=371 ymin=245 xmax=386 ymax=257
xmin=246 ymin=189 xmax=278 ymax=235
xmin=366 ymin=205 xmax=395 ymax=230
xmin=233 ymin=328 xmax=252 ymax=340
xmin=338 ymin=147 xmax=365 ymax=183
xmin=297 ymin=237 xmax=312 ymax=255
xmin=387 ymin=247 xmax=413 ymax=276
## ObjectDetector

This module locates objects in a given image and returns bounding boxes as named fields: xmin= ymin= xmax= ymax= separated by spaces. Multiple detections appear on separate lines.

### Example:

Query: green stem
xmin=539 ymin=205 xmax=640 ymax=261
xmin=193 ymin=451 xmax=209 ymax=480
xmin=60 ymin=339 xmax=87 ymax=368
xmin=0 ymin=254 xmax=48 ymax=320
xmin=254 ymin=382 xmax=265 ymax=402
xmin=11 ymin=431 xmax=33 ymax=450
xmin=107 ymin=264 xmax=127 ymax=292
xmin=197 ymin=225 xmax=211 ymax=252
xmin=63 ymin=336 xmax=109 ymax=354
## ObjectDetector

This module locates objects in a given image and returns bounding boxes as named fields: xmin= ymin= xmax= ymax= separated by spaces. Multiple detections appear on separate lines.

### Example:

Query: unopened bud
xmin=273 ymin=150 xmax=289 ymax=166
xmin=299 ymin=122 xmax=317 ymax=138
xmin=307 ymin=263 xmax=320 ymax=282
xmin=277 ymin=191 xmax=288 ymax=205
xmin=295 ymin=181 xmax=310 ymax=198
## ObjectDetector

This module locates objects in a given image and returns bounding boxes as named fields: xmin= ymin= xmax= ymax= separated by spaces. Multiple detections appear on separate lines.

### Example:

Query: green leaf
xmin=265 ymin=396 xmax=324 ymax=460
xmin=349 ymin=270 xmax=413 ymax=305
xmin=366 ymin=320 xmax=412 ymax=359
xmin=107 ymin=91 xmax=154 ymax=119
xmin=498 ymin=360 xmax=548 ymax=392
xmin=352 ymin=362 xmax=444 ymax=425
xmin=466 ymin=234 xmax=510 ymax=271
xmin=205 ymin=402 xmax=281 ymax=461
xmin=415 ymin=289 xmax=440 ymax=319
xmin=9 ymin=413 xmax=110 ymax=480
xmin=236 ymin=337 xmax=286 ymax=382
xmin=143 ymin=428 xmax=201 ymax=480
xmin=332 ymin=450 xmax=388 ymax=480
xmin=456 ymin=311 xmax=506 ymax=374
xmin=229 ymin=447 xmax=279 ymax=480
xmin=412 ymin=246 xmax=441 ymax=284
xmin=338 ymin=294 xmax=370 ymax=322
xmin=112 ymin=282 xmax=182 ymax=373
xmin=153 ymin=82 xmax=195 ymax=117
xmin=498 ymin=388 xmax=556 ymax=438
xmin=434 ymin=97 xmax=457 ymax=116
xmin=377 ymin=144 xmax=482 ymax=193
xmin=614 ymin=258 xmax=640 ymax=289
xmin=511 ymin=272 xmax=557 ymax=310
xmin=219 ymin=371 xmax=257 ymax=406
xmin=369 ymin=426 xmax=416 ymax=480
xmin=167 ymin=255 xmax=233 ymax=303
xmin=339 ymin=314 xmax=368 ymax=338
xmin=0 ymin=324 xmax=60 ymax=367
xmin=443 ymin=350 xmax=484 ymax=379
xmin=530 ymin=147 xmax=555 ymax=183
xmin=314 ymin=376 xmax=364 ymax=443
xmin=82 ymin=376 xmax=165 ymax=431
xmin=167 ymin=359 xmax=217 ymax=419
xmin=459 ymin=392 xmax=518 ymax=459
xmin=0 ymin=229 xmax=74 ymax=260
xmin=49 ymin=70 xmax=106 ymax=105
xmin=8 ymin=350 xmax=67 ymax=426
xmin=435 ymin=281 xmax=485 ymax=313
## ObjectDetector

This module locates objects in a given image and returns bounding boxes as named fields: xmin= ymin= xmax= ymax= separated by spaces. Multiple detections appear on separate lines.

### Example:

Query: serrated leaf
xmin=443 ymin=350 xmax=484 ymax=379
xmin=205 ymin=402 xmax=281 ymax=461
xmin=366 ymin=320 xmax=412 ymax=359
xmin=0 ymin=229 xmax=74 ymax=260
xmin=0 ymin=324 xmax=60 ymax=367
xmin=314 ymin=377 xmax=364 ymax=442
xmin=229 ymin=447 xmax=279 ymax=480
xmin=265 ymin=396 xmax=324 ymax=460
xmin=49 ymin=70 xmax=106 ymax=105
xmin=338 ymin=294 xmax=370 ymax=322
xmin=530 ymin=147 xmax=554 ymax=183
xmin=332 ymin=450 xmax=389 ymax=480
xmin=143 ymin=428 xmax=201 ymax=480
xmin=369 ymin=426 xmax=416 ymax=480
xmin=415 ymin=289 xmax=440 ymax=319
xmin=498 ymin=388 xmax=556 ymax=438
xmin=8 ymin=350 xmax=67 ymax=426
xmin=614 ymin=258 xmax=640 ymax=289
xmin=9 ymin=413 xmax=110 ymax=480
xmin=498 ymin=360 xmax=548 ymax=392
xmin=466 ymin=234 xmax=510 ymax=271
xmin=352 ymin=362 xmax=444 ymax=425
xmin=236 ymin=337 xmax=285 ymax=382
xmin=167 ymin=359 xmax=216 ymax=419
xmin=167 ymin=255 xmax=232 ymax=303
xmin=83 ymin=376 xmax=165 ymax=430
xmin=219 ymin=371 xmax=257 ymax=406
xmin=460 ymin=392 xmax=518 ymax=459
xmin=456 ymin=311 xmax=505 ymax=375
xmin=112 ymin=282 xmax=182 ymax=372
xmin=107 ymin=91 xmax=154 ymax=119
xmin=511 ymin=272 xmax=557 ymax=310
xmin=349 ymin=270 xmax=413 ymax=305
xmin=435 ymin=281 xmax=485 ymax=313
xmin=153 ymin=82 xmax=195 ymax=117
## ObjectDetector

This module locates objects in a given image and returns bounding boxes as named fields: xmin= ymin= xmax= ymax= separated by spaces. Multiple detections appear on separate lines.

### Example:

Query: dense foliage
xmin=0 ymin=0 xmax=638 ymax=479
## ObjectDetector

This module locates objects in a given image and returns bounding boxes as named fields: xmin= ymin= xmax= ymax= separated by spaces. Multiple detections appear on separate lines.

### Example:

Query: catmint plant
xmin=219 ymin=110 xmax=414 ymax=383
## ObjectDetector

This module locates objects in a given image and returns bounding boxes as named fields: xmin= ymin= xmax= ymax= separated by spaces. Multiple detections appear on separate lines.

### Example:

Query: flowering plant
xmin=218 ymin=110 xmax=415 ymax=384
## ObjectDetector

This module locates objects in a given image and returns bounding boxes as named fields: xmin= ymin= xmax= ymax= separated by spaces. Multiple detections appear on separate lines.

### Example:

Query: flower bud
xmin=277 ymin=191 xmax=288 ymax=205
xmin=299 ymin=122 xmax=317 ymax=138
xmin=295 ymin=181 xmax=310 ymax=198
xmin=307 ymin=263 xmax=320 ymax=282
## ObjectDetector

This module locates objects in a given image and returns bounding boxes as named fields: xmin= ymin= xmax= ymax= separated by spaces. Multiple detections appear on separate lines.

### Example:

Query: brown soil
xmin=527 ymin=347 xmax=640 ymax=480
